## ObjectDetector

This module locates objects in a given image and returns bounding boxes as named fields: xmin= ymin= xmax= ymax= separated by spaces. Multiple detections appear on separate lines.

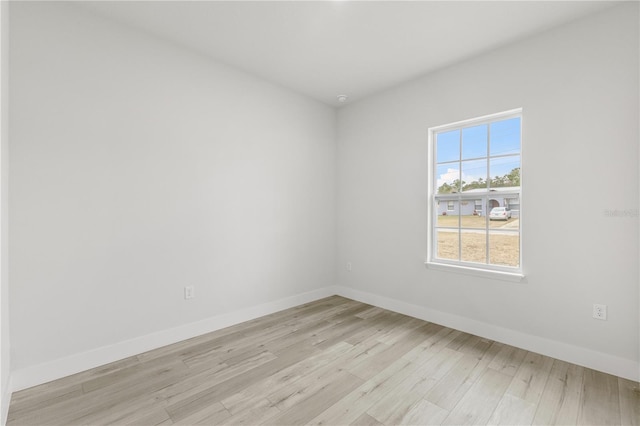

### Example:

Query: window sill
xmin=425 ymin=261 xmax=525 ymax=283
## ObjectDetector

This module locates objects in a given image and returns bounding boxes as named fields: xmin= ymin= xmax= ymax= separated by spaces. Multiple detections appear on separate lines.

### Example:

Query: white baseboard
xmin=10 ymin=284 xmax=639 ymax=393
xmin=1 ymin=376 xmax=11 ymax=426
xmin=11 ymin=286 xmax=339 ymax=392
xmin=333 ymin=286 xmax=640 ymax=382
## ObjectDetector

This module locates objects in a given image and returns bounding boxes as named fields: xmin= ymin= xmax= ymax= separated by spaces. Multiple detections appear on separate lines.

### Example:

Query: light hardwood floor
xmin=7 ymin=296 xmax=640 ymax=425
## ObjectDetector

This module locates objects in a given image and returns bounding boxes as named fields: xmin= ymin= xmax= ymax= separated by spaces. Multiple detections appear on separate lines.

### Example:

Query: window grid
xmin=429 ymin=109 xmax=522 ymax=274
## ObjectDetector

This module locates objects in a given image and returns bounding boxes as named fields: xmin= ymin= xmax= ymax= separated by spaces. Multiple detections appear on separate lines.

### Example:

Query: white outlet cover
xmin=184 ymin=286 xmax=195 ymax=300
xmin=593 ymin=303 xmax=607 ymax=320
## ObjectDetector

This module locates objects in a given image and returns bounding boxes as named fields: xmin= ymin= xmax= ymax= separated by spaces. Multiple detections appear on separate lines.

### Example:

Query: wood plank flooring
xmin=7 ymin=296 xmax=640 ymax=425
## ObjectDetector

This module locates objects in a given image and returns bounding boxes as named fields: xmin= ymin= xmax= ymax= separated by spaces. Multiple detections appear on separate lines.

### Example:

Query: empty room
xmin=0 ymin=1 xmax=638 ymax=425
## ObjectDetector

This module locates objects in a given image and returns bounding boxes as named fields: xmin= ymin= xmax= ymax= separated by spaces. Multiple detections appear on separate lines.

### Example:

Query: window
xmin=474 ymin=200 xmax=482 ymax=215
xmin=428 ymin=109 xmax=522 ymax=277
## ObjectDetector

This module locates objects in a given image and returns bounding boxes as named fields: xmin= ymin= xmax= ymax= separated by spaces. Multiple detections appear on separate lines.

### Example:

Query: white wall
xmin=9 ymin=1 xmax=336 ymax=379
xmin=6 ymin=0 xmax=639 ymax=396
xmin=337 ymin=3 xmax=639 ymax=379
xmin=1 ymin=0 xmax=10 ymax=421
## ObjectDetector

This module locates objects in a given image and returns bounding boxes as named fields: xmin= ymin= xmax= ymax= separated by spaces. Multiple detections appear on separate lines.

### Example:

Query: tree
xmin=486 ymin=167 xmax=520 ymax=188
xmin=451 ymin=179 xmax=465 ymax=192
xmin=507 ymin=167 xmax=520 ymax=186
xmin=438 ymin=168 xmax=519 ymax=193
xmin=462 ymin=177 xmax=485 ymax=191
xmin=437 ymin=182 xmax=453 ymax=194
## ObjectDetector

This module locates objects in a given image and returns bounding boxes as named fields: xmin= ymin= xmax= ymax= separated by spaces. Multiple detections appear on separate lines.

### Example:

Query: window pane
xmin=490 ymin=117 xmax=520 ymax=156
xmin=436 ymin=164 xmax=460 ymax=194
xmin=489 ymin=231 xmax=519 ymax=267
xmin=488 ymin=194 xmax=517 ymax=228
xmin=461 ymin=159 xmax=487 ymax=192
xmin=461 ymin=230 xmax=487 ymax=264
xmin=461 ymin=208 xmax=487 ymax=229
xmin=436 ymin=130 xmax=460 ymax=163
xmin=489 ymin=155 xmax=520 ymax=188
xmin=462 ymin=124 xmax=487 ymax=160
xmin=507 ymin=196 xmax=520 ymax=219
xmin=474 ymin=198 xmax=485 ymax=217
xmin=437 ymin=229 xmax=459 ymax=261
xmin=436 ymin=202 xmax=459 ymax=227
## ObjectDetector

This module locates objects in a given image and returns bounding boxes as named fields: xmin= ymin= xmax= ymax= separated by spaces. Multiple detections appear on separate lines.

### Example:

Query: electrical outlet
xmin=346 ymin=262 xmax=352 ymax=272
xmin=184 ymin=286 xmax=195 ymax=300
xmin=593 ymin=304 xmax=607 ymax=320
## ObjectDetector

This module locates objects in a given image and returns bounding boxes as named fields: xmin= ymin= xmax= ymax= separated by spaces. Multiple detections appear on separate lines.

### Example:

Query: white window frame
xmin=426 ymin=109 xmax=524 ymax=281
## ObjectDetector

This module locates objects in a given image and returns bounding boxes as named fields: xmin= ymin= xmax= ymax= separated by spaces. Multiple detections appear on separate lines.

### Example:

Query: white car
xmin=489 ymin=207 xmax=512 ymax=220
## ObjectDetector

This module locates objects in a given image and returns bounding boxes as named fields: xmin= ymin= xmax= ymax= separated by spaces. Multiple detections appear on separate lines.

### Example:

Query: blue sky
xmin=436 ymin=117 xmax=520 ymax=189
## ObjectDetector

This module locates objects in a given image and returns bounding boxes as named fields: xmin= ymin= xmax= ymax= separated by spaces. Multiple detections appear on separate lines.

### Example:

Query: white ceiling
xmin=78 ymin=1 xmax=618 ymax=107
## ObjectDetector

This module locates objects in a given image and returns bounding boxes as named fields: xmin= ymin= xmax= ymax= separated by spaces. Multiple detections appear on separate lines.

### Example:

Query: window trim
xmin=425 ymin=261 xmax=524 ymax=282
xmin=426 ymin=108 xmax=524 ymax=280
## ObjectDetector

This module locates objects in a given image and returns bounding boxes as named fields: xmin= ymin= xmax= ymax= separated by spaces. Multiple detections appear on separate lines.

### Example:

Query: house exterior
xmin=437 ymin=187 xmax=520 ymax=217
